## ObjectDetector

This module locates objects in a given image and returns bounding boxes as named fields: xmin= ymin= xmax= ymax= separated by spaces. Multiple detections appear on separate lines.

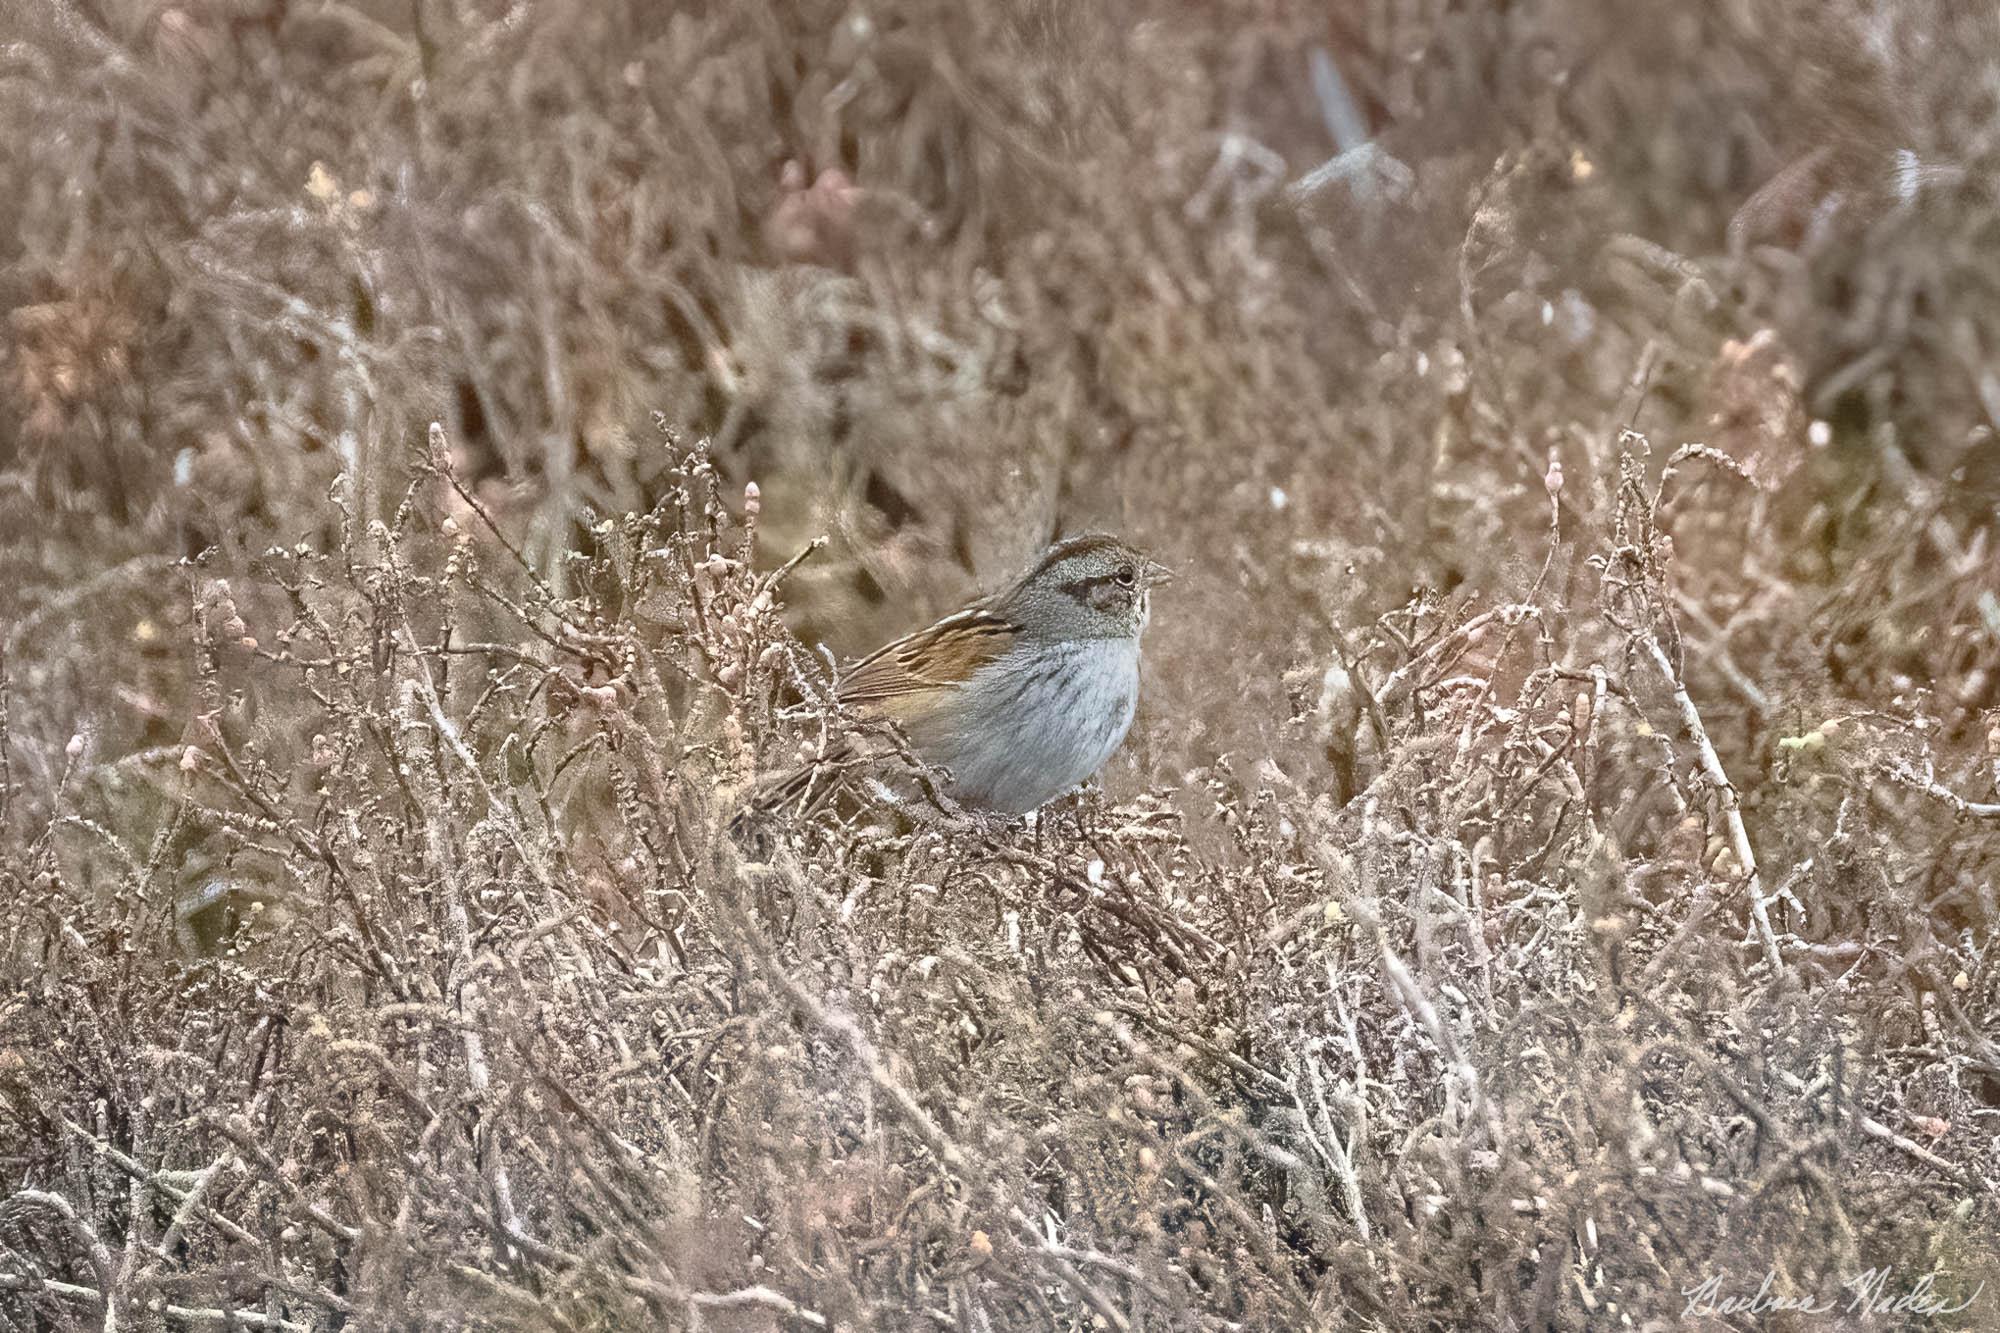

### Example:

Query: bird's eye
xmin=1113 ymin=566 xmax=1136 ymax=587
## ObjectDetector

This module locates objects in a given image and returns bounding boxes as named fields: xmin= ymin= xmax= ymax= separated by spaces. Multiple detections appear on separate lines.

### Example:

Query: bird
xmin=740 ymin=532 xmax=1170 ymax=824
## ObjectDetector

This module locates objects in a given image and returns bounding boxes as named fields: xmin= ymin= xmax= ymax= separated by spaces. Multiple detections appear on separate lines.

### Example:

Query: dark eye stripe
xmin=1061 ymin=574 xmax=1129 ymax=601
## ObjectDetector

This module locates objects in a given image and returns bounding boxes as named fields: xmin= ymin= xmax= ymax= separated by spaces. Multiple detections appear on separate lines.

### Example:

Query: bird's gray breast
xmin=916 ymin=638 xmax=1141 ymax=814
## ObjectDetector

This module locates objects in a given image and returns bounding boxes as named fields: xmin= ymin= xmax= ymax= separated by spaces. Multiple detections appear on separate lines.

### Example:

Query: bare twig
xmin=1636 ymin=633 xmax=1783 ymax=978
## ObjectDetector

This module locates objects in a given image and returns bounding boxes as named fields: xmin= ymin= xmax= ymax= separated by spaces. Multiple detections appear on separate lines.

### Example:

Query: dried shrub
xmin=4 ymin=1 xmax=1998 ymax=1329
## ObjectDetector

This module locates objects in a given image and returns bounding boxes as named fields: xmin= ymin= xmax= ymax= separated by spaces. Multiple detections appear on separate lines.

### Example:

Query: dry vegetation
xmin=5 ymin=1 xmax=2000 ymax=1329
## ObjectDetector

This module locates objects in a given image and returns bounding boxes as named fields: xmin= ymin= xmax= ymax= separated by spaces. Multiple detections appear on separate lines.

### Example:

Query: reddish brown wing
xmin=837 ymin=609 xmax=1018 ymax=708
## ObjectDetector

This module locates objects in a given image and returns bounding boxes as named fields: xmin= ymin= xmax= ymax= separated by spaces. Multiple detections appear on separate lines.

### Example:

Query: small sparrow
xmin=747 ymin=533 xmax=1171 ymax=820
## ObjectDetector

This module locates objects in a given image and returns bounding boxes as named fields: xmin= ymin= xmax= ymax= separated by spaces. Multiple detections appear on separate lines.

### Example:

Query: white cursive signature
xmin=1681 ymin=1268 xmax=1982 ymax=1320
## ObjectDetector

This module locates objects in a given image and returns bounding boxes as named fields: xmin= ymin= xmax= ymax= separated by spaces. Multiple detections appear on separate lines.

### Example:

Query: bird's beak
xmin=1143 ymin=558 xmax=1176 ymax=589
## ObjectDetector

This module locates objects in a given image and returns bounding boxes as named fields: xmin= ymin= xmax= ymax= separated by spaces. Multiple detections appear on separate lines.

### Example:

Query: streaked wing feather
xmin=838 ymin=609 xmax=1017 ymax=706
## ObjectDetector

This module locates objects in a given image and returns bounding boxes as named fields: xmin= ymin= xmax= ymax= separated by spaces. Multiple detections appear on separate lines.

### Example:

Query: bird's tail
xmin=725 ymin=746 xmax=855 ymax=843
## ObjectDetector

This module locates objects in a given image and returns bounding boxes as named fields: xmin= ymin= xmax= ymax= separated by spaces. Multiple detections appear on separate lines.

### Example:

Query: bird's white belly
xmin=912 ymin=638 xmax=1141 ymax=814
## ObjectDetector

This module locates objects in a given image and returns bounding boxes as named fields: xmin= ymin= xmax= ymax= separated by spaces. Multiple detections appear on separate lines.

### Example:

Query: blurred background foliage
xmin=5 ymin=0 xmax=2000 ymax=781
xmin=4 ymin=0 xmax=2000 ymax=1328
